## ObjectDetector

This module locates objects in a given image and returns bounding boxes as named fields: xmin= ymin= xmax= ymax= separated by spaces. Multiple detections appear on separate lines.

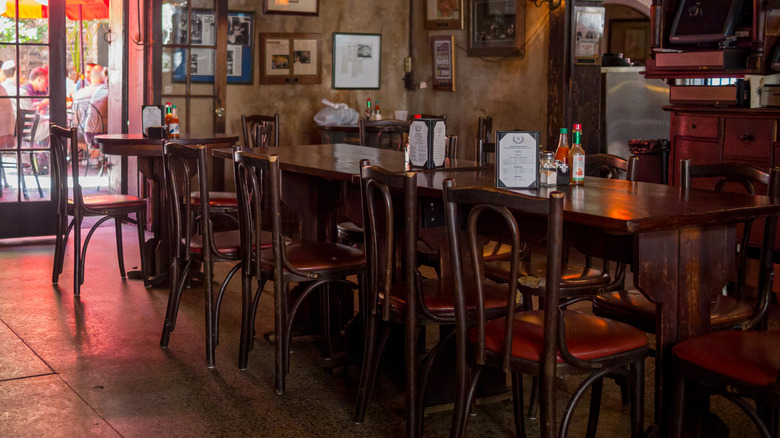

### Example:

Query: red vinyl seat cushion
xmin=69 ymin=193 xmax=146 ymax=210
xmin=472 ymin=309 xmax=648 ymax=363
xmin=191 ymin=191 xmax=238 ymax=207
xmin=673 ymin=330 xmax=780 ymax=388
xmin=261 ymin=242 xmax=365 ymax=271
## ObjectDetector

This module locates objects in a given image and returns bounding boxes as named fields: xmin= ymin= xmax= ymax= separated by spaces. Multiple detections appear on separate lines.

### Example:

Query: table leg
xmin=634 ymin=224 xmax=735 ymax=435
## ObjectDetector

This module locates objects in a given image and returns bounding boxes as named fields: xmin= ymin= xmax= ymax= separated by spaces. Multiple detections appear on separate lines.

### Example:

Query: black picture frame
xmin=467 ymin=0 xmax=525 ymax=58
xmin=332 ymin=33 xmax=382 ymax=90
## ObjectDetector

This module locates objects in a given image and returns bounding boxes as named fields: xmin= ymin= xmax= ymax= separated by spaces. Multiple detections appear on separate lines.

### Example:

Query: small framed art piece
xmin=495 ymin=130 xmax=540 ymax=189
xmin=332 ymin=33 xmax=382 ymax=90
xmin=468 ymin=0 xmax=525 ymax=58
xmin=424 ymin=0 xmax=463 ymax=30
xmin=431 ymin=35 xmax=455 ymax=91
xmin=259 ymin=33 xmax=322 ymax=85
xmin=263 ymin=0 xmax=318 ymax=16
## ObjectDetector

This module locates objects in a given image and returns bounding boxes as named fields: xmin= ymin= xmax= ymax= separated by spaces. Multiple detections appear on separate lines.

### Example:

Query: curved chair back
xmin=681 ymin=159 xmax=780 ymax=328
xmin=241 ymin=113 xmax=279 ymax=148
xmin=359 ymin=118 xmax=409 ymax=151
xmin=585 ymin=154 xmax=637 ymax=181
xmin=18 ymin=109 xmax=40 ymax=148
xmin=49 ymin=125 xmax=80 ymax=211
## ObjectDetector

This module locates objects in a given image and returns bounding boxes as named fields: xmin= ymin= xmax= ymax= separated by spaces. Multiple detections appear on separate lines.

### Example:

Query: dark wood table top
xmin=414 ymin=168 xmax=780 ymax=234
xmin=96 ymin=133 xmax=240 ymax=157
xmin=216 ymin=143 xmax=780 ymax=235
xmin=212 ymin=143 xmax=484 ymax=180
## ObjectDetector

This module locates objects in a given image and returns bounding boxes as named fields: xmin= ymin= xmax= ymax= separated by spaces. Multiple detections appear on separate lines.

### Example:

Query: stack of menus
xmin=495 ymin=130 xmax=540 ymax=189
xmin=408 ymin=117 xmax=446 ymax=169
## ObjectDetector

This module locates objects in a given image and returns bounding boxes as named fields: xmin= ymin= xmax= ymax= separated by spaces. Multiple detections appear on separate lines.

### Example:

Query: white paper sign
xmin=496 ymin=131 xmax=539 ymax=188
xmin=408 ymin=120 xmax=429 ymax=167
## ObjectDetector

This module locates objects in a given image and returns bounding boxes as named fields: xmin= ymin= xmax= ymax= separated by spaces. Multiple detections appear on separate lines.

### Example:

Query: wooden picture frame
xmin=467 ymin=0 xmax=525 ymax=58
xmin=263 ymin=0 xmax=318 ymax=16
xmin=332 ymin=33 xmax=382 ymax=90
xmin=259 ymin=33 xmax=322 ymax=85
xmin=431 ymin=35 xmax=455 ymax=91
xmin=424 ymin=0 xmax=463 ymax=30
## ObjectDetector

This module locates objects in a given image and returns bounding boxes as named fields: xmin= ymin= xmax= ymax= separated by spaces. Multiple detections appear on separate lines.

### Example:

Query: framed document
xmin=332 ymin=33 xmax=382 ymax=89
xmin=141 ymin=105 xmax=164 ymax=137
xmin=259 ymin=33 xmax=322 ymax=85
xmin=424 ymin=0 xmax=463 ymax=30
xmin=263 ymin=0 xmax=318 ymax=16
xmin=495 ymin=130 xmax=540 ymax=188
xmin=431 ymin=35 xmax=455 ymax=91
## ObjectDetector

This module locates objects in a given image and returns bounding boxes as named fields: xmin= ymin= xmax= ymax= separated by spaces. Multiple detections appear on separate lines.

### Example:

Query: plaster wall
xmin=225 ymin=0 xmax=552 ymax=157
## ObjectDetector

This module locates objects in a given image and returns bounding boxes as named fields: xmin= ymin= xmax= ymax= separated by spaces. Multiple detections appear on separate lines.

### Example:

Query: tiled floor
xmin=0 ymin=224 xmax=769 ymax=437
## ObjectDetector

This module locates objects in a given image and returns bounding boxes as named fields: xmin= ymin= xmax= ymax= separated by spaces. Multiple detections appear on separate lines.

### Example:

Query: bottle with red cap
xmin=569 ymin=123 xmax=585 ymax=185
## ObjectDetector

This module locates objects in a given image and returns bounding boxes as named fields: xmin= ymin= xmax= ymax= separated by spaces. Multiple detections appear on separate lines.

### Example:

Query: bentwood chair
xmin=159 ymin=142 xmax=243 ymax=367
xmin=241 ymin=113 xmax=279 ymax=148
xmin=233 ymin=150 xmax=365 ymax=394
xmin=671 ymin=167 xmax=780 ymax=437
xmin=358 ymin=118 xmax=409 ymax=151
xmin=12 ymin=109 xmax=44 ymax=199
xmin=50 ymin=125 xmax=150 ymax=296
xmin=442 ymin=179 xmax=649 ymax=438
xmin=353 ymin=162 xmax=511 ymax=436
xmin=74 ymin=101 xmax=108 ymax=179
xmin=592 ymin=160 xmax=780 ymax=333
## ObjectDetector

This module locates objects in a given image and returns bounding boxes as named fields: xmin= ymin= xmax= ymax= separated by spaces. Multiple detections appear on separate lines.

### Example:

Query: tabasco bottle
xmin=365 ymin=98 xmax=372 ymax=119
xmin=554 ymin=127 xmax=569 ymax=171
xmin=169 ymin=105 xmax=180 ymax=138
xmin=569 ymin=123 xmax=585 ymax=185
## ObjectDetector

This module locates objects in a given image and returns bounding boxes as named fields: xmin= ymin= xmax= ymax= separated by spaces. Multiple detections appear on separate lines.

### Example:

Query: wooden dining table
xmin=219 ymin=143 xmax=780 ymax=435
xmin=96 ymin=133 xmax=240 ymax=285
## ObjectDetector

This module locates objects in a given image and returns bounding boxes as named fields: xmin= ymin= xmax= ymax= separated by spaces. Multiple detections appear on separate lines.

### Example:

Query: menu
xmin=495 ymin=131 xmax=540 ymax=188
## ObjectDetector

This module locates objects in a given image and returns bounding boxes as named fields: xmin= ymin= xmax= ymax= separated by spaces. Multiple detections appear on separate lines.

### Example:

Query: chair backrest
xmin=477 ymin=116 xmax=492 ymax=144
xmin=360 ymin=162 xmax=418 ymax=321
xmin=162 ymin=142 xmax=212 ymax=263
xmin=49 ymin=124 xmax=82 ymax=212
xmin=447 ymin=135 xmax=458 ymax=160
xmin=359 ymin=118 xmax=409 ymax=151
xmin=680 ymin=159 xmax=780 ymax=328
xmin=241 ymin=113 xmax=279 ymax=148
xmin=475 ymin=139 xmax=495 ymax=166
xmin=443 ymin=178 xmax=564 ymax=373
xmin=585 ymin=154 xmax=638 ymax=181
xmin=18 ymin=109 xmax=40 ymax=148
xmin=74 ymin=101 xmax=104 ymax=139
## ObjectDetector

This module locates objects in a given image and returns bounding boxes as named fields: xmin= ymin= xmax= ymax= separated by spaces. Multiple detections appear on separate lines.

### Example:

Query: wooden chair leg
xmin=73 ymin=217 xmax=82 ymax=296
xmin=353 ymin=314 xmax=382 ymax=423
xmin=115 ymin=218 xmax=126 ymax=278
xmin=630 ymin=360 xmax=645 ymax=438
xmin=586 ymin=378 xmax=604 ymax=438
xmin=135 ymin=213 xmax=150 ymax=288
xmin=512 ymin=373 xmax=526 ymax=438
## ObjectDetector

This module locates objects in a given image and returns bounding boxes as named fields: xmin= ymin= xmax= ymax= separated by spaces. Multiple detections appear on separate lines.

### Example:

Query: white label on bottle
xmin=169 ymin=123 xmax=180 ymax=137
xmin=408 ymin=121 xmax=428 ymax=167
xmin=572 ymin=154 xmax=585 ymax=181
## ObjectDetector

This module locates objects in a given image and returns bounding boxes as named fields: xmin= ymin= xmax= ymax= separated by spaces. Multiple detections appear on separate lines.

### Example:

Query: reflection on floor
xmin=0 ymin=225 xmax=772 ymax=436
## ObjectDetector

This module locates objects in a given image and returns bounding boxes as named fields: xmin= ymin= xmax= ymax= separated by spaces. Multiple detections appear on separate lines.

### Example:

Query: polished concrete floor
xmin=0 ymin=224 xmax=770 ymax=437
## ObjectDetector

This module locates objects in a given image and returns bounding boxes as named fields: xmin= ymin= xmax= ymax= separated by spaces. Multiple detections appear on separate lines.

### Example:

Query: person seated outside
xmin=71 ymin=65 xmax=105 ymax=111
xmin=20 ymin=67 xmax=49 ymax=115
xmin=0 ymin=67 xmax=14 ymax=149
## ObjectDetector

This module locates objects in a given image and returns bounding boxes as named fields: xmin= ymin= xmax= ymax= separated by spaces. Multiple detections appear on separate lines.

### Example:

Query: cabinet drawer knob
xmin=690 ymin=123 xmax=696 ymax=129
xmin=740 ymin=133 xmax=754 ymax=142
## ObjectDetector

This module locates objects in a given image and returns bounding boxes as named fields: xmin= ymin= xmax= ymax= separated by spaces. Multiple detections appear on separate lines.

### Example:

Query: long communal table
xmin=219 ymin=143 xmax=780 ymax=435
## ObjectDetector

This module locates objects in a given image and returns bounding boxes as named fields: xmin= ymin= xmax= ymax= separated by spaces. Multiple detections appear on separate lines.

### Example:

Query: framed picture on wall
xmin=259 ymin=33 xmax=322 ymax=85
xmin=431 ymin=35 xmax=455 ymax=91
xmin=467 ymin=0 xmax=525 ymax=57
xmin=424 ymin=0 xmax=463 ymax=30
xmin=173 ymin=11 xmax=254 ymax=84
xmin=332 ymin=33 xmax=381 ymax=90
xmin=263 ymin=0 xmax=318 ymax=16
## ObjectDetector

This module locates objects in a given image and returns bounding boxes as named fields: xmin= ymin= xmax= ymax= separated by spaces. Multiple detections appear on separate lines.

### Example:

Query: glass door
xmin=160 ymin=0 xmax=227 ymax=136
xmin=0 ymin=0 xmax=65 ymax=238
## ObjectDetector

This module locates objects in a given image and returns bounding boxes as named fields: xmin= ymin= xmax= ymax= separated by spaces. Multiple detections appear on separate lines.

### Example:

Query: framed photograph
xmin=259 ymin=33 xmax=322 ymax=85
xmin=424 ymin=0 xmax=463 ymax=30
xmin=574 ymin=6 xmax=605 ymax=65
xmin=332 ymin=33 xmax=381 ymax=90
xmin=468 ymin=0 xmax=525 ymax=58
xmin=495 ymin=130 xmax=540 ymax=189
xmin=173 ymin=9 xmax=216 ymax=45
xmin=263 ymin=0 xmax=318 ymax=16
xmin=431 ymin=35 xmax=455 ymax=91
xmin=174 ymin=11 xmax=254 ymax=84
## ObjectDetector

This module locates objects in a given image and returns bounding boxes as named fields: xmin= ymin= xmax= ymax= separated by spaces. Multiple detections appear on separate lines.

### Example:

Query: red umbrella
xmin=1 ymin=0 xmax=108 ymax=20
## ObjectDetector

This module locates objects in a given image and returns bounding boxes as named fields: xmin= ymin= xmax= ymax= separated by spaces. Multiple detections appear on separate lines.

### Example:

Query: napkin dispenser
xmin=408 ymin=117 xmax=446 ymax=169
